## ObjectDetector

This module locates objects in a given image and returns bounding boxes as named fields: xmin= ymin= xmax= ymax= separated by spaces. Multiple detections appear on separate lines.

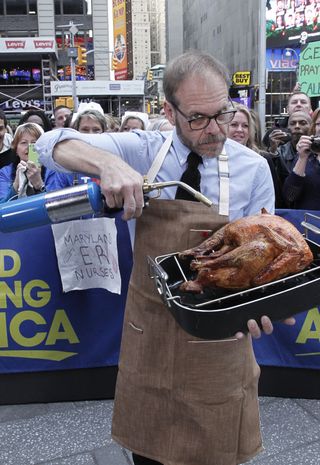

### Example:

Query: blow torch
xmin=0 ymin=179 xmax=212 ymax=233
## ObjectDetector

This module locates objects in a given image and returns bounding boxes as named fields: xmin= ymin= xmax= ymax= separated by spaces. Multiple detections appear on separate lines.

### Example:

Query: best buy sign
xmin=232 ymin=71 xmax=251 ymax=86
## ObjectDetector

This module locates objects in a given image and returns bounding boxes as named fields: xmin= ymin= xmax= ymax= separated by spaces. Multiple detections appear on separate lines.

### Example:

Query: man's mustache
xmin=200 ymin=135 xmax=225 ymax=145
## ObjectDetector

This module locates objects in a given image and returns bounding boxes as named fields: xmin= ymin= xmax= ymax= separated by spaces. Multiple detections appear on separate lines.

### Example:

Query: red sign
xmin=33 ymin=40 xmax=54 ymax=49
xmin=5 ymin=40 xmax=26 ymax=49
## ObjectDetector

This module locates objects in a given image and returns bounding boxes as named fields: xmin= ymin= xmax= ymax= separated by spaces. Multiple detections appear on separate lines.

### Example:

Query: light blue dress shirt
xmin=36 ymin=128 xmax=275 ymax=222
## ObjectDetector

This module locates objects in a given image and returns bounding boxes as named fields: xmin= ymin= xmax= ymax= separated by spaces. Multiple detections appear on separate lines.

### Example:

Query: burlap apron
xmin=112 ymin=142 xmax=262 ymax=465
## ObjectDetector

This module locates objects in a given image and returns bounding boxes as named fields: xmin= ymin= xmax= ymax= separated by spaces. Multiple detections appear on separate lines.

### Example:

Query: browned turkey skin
xmin=179 ymin=210 xmax=313 ymax=293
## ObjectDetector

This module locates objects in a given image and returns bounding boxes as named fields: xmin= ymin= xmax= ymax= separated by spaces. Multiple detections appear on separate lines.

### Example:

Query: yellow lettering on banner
xmin=0 ymin=313 xmax=8 ymax=347
xmin=0 ymin=281 xmax=23 ymax=308
xmin=10 ymin=311 xmax=47 ymax=347
xmin=296 ymin=308 xmax=320 ymax=344
xmin=0 ymin=280 xmax=51 ymax=309
xmin=0 ymin=309 xmax=79 ymax=349
xmin=46 ymin=309 xmax=80 ymax=345
xmin=0 ymin=250 xmax=21 ymax=277
xmin=23 ymin=280 xmax=51 ymax=308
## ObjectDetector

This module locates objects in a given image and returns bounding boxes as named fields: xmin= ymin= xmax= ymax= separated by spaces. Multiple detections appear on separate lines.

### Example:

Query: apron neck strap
xmin=147 ymin=133 xmax=173 ymax=183
xmin=218 ymin=150 xmax=229 ymax=216
xmin=146 ymin=135 xmax=229 ymax=216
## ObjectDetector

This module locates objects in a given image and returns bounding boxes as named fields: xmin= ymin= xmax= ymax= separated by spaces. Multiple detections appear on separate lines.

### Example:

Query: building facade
xmin=0 ymin=0 xmax=167 ymax=119
xmin=130 ymin=0 xmax=166 ymax=79
xmin=0 ymin=0 xmax=112 ymax=117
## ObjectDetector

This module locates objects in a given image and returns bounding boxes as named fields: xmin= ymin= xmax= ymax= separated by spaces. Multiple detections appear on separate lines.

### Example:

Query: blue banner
xmin=253 ymin=209 xmax=320 ymax=369
xmin=0 ymin=212 xmax=132 ymax=374
xmin=1 ymin=208 xmax=319 ymax=373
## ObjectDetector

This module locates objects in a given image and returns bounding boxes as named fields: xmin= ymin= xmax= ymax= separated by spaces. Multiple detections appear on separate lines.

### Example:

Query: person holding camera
xmin=282 ymin=108 xmax=320 ymax=209
xmin=0 ymin=123 xmax=54 ymax=203
xmin=272 ymin=110 xmax=311 ymax=192
xmin=264 ymin=91 xmax=312 ymax=151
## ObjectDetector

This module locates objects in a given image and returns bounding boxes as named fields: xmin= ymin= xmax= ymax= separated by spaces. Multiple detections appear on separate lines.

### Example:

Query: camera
xmin=310 ymin=136 xmax=320 ymax=153
xmin=280 ymin=132 xmax=292 ymax=144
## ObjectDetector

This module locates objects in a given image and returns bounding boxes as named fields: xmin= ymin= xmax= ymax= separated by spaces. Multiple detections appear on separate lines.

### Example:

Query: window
xmin=63 ymin=0 xmax=84 ymax=14
xmin=265 ymin=70 xmax=296 ymax=127
xmin=54 ymin=0 xmax=62 ymax=15
xmin=28 ymin=0 xmax=37 ymax=14
xmin=6 ymin=0 xmax=27 ymax=14
xmin=85 ymin=0 xmax=91 ymax=14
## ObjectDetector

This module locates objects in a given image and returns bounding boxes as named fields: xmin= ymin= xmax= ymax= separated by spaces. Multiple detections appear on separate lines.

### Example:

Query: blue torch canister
xmin=0 ymin=182 xmax=103 ymax=233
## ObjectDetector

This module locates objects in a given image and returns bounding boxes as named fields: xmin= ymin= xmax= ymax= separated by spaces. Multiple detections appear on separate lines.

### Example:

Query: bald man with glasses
xmin=37 ymin=51 xmax=290 ymax=465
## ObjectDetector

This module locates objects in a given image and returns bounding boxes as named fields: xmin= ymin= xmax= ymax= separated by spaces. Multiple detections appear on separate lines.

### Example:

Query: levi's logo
xmin=5 ymin=40 xmax=25 ymax=49
xmin=33 ymin=40 xmax=54 ymax=48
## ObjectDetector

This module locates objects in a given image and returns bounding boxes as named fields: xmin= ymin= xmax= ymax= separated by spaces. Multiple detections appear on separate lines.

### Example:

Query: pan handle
xmin=302 ymin=212 xmax=320 ymax=239
xmin=147 ymin=255 xmax=172 ymax=306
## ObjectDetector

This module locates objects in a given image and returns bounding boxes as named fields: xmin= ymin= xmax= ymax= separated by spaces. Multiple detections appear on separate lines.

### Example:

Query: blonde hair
xmin=230 ymin=103 xmax=259 ymax=152
xmin=12 ymin=123 xmax=44 ymax=152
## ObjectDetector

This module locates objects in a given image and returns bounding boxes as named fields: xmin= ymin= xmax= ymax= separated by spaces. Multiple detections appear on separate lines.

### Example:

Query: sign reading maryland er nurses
xmin=0 ymin=215 xmax=132 ymax=374
xmin=299 ymin=41 xmax=320 ymax=97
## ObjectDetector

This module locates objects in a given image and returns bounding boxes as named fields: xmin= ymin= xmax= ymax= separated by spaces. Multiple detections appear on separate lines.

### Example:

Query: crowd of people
xmin=1 ymin=89 xmax=319 ymax=211
xmin=0 ymin=105 xmax=173 ymax=201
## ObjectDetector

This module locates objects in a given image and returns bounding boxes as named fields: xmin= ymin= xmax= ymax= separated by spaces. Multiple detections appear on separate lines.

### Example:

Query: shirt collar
xmin=172 ymin=127 xmax=225 ymax=167
xmin=172 ymin=128 xmax=190 ymax=166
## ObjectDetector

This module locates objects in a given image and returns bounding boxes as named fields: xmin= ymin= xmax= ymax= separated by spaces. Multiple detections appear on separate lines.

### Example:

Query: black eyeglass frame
xmin=170 ymin=99 xmax=237 ymax=131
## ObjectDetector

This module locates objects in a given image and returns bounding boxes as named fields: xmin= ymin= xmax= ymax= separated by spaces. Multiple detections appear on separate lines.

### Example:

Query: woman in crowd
xmin=18 ymin=109 xmax=53 ymax=132
xmin=119 ymin=112 xmax=148 ymax=132
xmin=72 ymin=109 xmax=107 ymax=134
xmin=282 ymin=108 xmax=320 ymax=209
xmin=51 ymin=109 xmax=109 ymax=188
xmin=227 ymin=103 xmax=285 ymax=208
xmin=0 ymin=122 xmax=54 ymax=202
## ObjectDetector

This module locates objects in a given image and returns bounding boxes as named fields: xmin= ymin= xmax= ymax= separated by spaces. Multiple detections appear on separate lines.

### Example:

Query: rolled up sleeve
xmin=35 ymin=128 xmax=96 ymax=173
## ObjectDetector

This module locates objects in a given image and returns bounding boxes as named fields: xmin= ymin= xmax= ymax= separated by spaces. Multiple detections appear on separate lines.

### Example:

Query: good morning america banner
xmin=253 ymin=209 xmax=320 ymax=370
xmin=0 ymin=208 xmax=319 ymax=374
xmin=0 ymin=212 xmax=132 ymax=374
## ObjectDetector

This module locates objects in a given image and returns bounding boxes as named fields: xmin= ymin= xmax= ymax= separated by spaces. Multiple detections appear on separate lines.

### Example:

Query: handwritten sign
xmin=52 ymin=218 xmax=121 ymax=294
xmin=298 ymin=41 xmax=320 ymax=97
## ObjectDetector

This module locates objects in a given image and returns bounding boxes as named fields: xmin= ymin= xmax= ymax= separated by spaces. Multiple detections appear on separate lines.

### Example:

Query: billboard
xmin=266 ymin=47 xmax=300 ymax=70
xmin=112 ymin=0 xmax=128 ymax=80
xmin=266 ymin=0 xmax=320 ymax=47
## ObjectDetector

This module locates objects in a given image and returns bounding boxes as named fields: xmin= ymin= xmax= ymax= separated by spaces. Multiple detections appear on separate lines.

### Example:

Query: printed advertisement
xmin=112 ymin=0 xmax=128 ymax=80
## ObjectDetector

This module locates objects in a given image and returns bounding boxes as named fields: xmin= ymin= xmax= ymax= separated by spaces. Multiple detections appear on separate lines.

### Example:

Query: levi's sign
xmin=232 ymin=71 xmax=251 ymax=86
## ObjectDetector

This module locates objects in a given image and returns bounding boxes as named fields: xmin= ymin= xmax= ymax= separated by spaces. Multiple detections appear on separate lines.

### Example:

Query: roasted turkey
xmin=179 ymin=209 xmax=313 ymax=292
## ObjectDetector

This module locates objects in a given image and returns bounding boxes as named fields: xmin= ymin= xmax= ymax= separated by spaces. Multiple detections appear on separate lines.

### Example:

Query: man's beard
xmin=291 ymin=132 xmax=302 ymax=145
xmin=175 ymin=119 xmax=226 ymax=157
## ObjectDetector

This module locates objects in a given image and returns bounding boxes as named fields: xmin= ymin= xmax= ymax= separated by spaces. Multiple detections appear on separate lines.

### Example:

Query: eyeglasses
xmin=170 ymin=100 xmax=237 ymax=130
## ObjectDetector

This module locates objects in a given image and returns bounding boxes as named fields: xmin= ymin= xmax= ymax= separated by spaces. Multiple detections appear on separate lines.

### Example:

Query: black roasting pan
xmin=147 ymin=237 xmax=320 ymax=340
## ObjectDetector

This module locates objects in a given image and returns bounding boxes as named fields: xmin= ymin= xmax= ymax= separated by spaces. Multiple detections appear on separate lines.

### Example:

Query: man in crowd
xmin=273 ymin=110 xmax=312 ymax=186
xmin=36 ymin=51 xmax=294 ymax=465
xmin=53 ymin=105 xmax=72 ymax=128
xmin=264 ymin=91 xmax=312 ymax=151
xmin=0 ymin=109 xmax=15 ymax=169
